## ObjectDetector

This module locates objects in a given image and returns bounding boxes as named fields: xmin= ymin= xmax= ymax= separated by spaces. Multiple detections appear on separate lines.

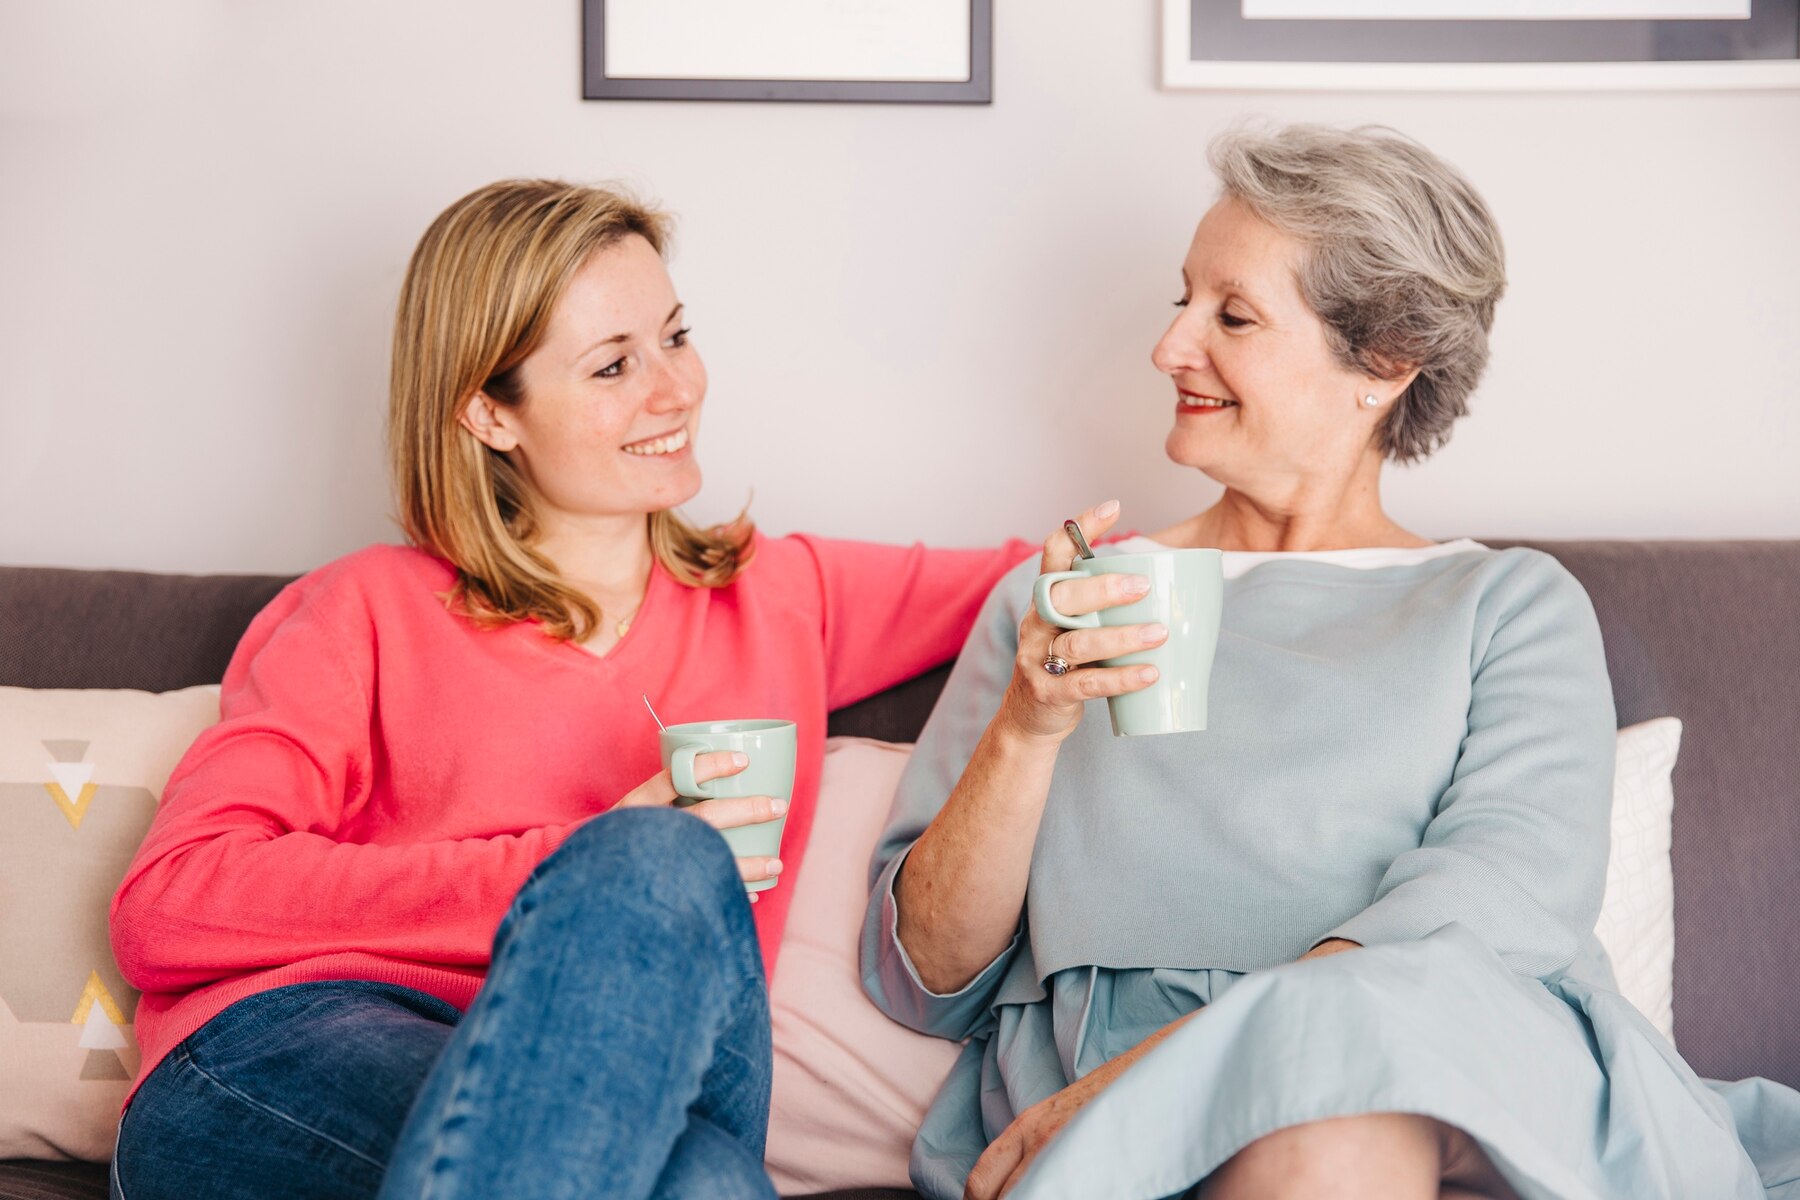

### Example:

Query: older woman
xmin=862 ymin=125 xmax=1800 ymax=1200
xmin=109 ymin=180 xmax=1030 ymax=1200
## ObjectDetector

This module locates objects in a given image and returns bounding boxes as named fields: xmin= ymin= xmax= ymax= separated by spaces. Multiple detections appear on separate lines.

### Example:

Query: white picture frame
xmin=1161 ymin=0 xmax=1800 ymax=90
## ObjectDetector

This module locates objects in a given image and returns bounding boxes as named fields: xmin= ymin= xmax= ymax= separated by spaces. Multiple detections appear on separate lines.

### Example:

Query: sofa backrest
xmin=1 ymin=567 xmax=289 ymax=693
xmin=4 ymin=539 xmax=1797 ymax=1088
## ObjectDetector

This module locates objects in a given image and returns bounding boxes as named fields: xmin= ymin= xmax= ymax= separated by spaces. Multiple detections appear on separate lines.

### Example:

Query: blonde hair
xmin=389 ymin=179 xmax=754 ymax=641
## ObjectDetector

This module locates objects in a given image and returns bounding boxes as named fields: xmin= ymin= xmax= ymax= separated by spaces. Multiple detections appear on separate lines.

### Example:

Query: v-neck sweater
xmin=111 ymin=533 xmax=1033 ymax=1100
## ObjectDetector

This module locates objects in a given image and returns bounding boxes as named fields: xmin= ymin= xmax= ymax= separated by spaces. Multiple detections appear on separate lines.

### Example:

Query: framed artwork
xmin=1162 ymin=0 xmax=1800 ymax=89
xmin=583 ymin=0 xmax=992 ymax=103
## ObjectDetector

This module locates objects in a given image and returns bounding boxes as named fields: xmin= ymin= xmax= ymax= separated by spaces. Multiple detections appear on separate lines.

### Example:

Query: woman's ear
xmin=459 ymin=391 xmax=520 ymax=452
xmin=1362 ymin=355 xmax=1422 ymax=404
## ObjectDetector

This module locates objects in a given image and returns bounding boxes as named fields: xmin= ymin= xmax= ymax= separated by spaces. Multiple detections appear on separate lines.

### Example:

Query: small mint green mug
xmin=1032 ymin=549 xmax=1224 ymax=736
xmin=659 ymin=719 xmax=796 ymax=892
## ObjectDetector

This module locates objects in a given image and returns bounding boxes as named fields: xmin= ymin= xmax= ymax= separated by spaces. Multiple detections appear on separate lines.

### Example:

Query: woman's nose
xmin=644 ymin=356 xmax=700 ymax=413
xmin=1151 ymin=323 xmax=1204 ymax=377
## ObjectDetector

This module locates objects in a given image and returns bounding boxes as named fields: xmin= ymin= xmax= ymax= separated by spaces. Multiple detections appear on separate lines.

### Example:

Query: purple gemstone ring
xmin=1041 ymin=655 xmax=1072 ymax=676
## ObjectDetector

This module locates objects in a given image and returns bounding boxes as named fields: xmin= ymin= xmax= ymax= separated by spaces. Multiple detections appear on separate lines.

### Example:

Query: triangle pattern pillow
xmin=0 ymin=685 xmax=221 ymax=1161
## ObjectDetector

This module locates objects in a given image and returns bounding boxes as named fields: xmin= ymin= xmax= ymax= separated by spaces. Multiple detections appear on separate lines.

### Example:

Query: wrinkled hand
xmin=1301 ymin=938 xmax=1361 ymax=961
xmin=615 ymin=751 xmax=785 ymax=896
xmin=962 ymin=1055 xmax=1128 ymax=1200
xmin=996 ymin=500 xmax=1167 ymax=746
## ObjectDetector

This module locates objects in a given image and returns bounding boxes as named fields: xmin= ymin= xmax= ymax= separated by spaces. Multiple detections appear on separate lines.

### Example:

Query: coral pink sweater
xmin=111 ymin=534 xmax=1031 ymax=1100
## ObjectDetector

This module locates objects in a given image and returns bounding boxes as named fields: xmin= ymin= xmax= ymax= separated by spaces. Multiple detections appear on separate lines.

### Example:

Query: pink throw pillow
xmin=765 ymin=738 xmax=958 ymax=1194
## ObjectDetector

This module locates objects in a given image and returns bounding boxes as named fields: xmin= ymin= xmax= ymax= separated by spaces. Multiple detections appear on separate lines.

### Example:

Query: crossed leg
xmin=1197 ymin=1112 xmax=1521 ymax=1200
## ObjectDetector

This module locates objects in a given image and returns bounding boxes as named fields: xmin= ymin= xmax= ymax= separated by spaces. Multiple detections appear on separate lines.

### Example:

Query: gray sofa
xmin=2 ymin=539 xmax=1796 ymax=1200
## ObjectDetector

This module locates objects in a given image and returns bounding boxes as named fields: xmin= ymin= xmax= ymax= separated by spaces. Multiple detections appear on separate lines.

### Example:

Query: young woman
xmin=109 ymin=179 xmax=1031 ymax=1200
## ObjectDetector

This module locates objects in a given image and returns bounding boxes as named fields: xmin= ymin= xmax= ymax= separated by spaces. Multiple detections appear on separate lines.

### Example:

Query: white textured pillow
xmin=1594 ymin=717 xmax=1682 ymax=1043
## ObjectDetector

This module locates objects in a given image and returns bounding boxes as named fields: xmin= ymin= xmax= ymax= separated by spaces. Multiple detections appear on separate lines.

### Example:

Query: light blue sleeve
xmin=1323 ymin=550 xmax=1618 ymax=979
xmin=858 ymin=558 xmax=1039 ymax=1041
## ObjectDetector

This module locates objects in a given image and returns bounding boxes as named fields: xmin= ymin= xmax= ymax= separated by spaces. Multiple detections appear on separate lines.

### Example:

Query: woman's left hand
xmin=962 ymin=940 xmax=1365 ymax=1197
xmin=963 ymin=1055 xmax=1129 ymax=1200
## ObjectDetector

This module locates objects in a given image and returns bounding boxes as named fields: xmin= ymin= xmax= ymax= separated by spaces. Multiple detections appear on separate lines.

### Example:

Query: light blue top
xmin=858 ymin=539 xmax=1800 ymax=1200
xmin=865 ymin=539 xmax=1617 ymax=1021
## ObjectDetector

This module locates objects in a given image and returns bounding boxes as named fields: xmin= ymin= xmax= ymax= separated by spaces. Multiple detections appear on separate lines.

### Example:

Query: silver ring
xmin=1042 ymin=655 xmax=1072 ymax=676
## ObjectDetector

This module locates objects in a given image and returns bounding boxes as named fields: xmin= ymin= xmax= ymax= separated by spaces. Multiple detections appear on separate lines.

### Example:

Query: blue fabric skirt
xmin=909 ymin=927 xmax=1800 ymax=1200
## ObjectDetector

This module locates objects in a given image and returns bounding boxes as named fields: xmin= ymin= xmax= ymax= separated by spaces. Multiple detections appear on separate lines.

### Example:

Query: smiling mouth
xmin=622 ymin=427 xmax=690 ymax=456
xmin=1178 ymin=391 xmax=1238 ymax=410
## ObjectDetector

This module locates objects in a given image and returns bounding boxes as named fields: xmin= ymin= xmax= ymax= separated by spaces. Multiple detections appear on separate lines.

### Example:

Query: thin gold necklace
xmin=568 ymin=566 xmax=649 ymax=641
xmin=607 ymin=599 xmax=644 ymax=640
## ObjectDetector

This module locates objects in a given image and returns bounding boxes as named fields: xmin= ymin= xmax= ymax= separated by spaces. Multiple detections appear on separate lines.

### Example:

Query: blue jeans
xmin=112 ymin=807 xmax=776 ymax=1200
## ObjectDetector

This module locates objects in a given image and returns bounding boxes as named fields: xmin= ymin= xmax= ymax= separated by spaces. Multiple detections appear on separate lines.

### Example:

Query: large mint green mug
xmin=1032 ymin=549 xmax=1224 ymax=736
xmin=659 ymin=719 xmax=797 ymax=892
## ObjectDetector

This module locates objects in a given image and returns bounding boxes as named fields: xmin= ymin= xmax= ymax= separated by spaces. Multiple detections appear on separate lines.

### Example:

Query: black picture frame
xmin=582 ymin=0 xmax=993 ymax=104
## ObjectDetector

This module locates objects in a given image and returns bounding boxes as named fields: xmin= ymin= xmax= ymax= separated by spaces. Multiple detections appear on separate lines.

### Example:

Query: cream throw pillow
xmin=1594 ymin=717 xmax=1682 ymax=1043
xmin=0 ymin=684 xmax=221 ymax=1161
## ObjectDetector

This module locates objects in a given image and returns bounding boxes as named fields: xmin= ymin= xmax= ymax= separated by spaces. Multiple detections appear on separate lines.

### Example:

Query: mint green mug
xmin=1032 ymin=549 xmax=1224 ymax=736
xmin=659 ymin=719 xmax=796 ymax=892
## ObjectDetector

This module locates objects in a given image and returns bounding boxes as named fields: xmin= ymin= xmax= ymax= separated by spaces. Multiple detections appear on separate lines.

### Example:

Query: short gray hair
xmin=1208 ymin=123 xmax=1506 ymax=463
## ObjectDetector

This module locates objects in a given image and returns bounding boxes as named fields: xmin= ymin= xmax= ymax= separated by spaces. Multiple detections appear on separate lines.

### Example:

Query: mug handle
xmin=1033 ymin=571 xmax=1102 ymax=630
xmin=669 ymin=744 xmax=720 ymax=800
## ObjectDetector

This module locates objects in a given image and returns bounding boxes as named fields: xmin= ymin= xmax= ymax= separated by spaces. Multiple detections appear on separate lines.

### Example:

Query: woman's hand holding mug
xmin=615 ymin=752 xmax=786 ymax=896
xmin=997 ymin=500 xmax=1167 ymax=745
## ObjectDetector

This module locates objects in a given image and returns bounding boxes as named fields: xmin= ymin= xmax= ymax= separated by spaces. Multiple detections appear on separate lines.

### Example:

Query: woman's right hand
xmin=615 ymin=752 xmax=785 ymax=895
xmin=996 ymin=499 xmax=1167 ymax=745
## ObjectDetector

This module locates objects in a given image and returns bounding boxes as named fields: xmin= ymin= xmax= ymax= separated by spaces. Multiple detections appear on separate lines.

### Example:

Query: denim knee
xmin=512 ymin=806 xmax=751 ymax=951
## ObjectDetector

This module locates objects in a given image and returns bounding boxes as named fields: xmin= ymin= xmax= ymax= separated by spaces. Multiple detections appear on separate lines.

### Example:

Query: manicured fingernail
xmin=1141 ymin=623 xmax=1167 ymax=643
xmin=1138 ymin=666 xmax=1159 ymax=684
xmin=731 ymin=752 xmax=748 ymax=767
xmin=1122 ymin=574 xmax=1150 ymax=594
xmin=771 ymin=797 xmax=789 ymax=815
xmin=767 ymin=859 xmax=783 ymax=875
xmin=1097 ymin=499 xmax=1120 ymax=518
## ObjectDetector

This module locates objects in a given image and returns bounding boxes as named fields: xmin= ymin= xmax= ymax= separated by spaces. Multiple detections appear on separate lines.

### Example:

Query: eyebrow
xmin=574 ymin=303 xmax=685 ymax=364
xmin=1181 ymin=268 xmax=1259 ymax=306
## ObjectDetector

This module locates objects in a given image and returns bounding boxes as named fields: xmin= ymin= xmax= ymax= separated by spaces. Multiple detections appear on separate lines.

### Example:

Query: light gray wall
xmin=3 ymin=0 xmax=1796 ymax=573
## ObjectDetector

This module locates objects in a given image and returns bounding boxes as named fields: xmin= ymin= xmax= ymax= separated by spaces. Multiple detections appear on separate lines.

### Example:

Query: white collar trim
xmin=1111 ymin=536 xmax=1488 ymax=580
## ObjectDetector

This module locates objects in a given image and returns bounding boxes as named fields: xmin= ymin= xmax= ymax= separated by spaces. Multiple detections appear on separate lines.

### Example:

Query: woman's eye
xmin=665 ymin=326 xmax=692 ymax=348
xmin=1219 ymin=311 xmax=1251 ymax=329
xmin=595 ymin=357 xmax=626 ymax=379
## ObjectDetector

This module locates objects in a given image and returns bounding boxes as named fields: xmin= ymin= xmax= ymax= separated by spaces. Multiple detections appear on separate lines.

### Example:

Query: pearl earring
xmin=1361 ymin=394 xmax=1379 ymax=408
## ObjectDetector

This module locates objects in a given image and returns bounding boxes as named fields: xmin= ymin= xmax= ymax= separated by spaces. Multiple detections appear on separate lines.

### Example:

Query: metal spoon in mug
xmin=642 ymin=694 xmax=667 ymax=731
xmin=1064 ymin=518 xmax=1095 ymax=570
